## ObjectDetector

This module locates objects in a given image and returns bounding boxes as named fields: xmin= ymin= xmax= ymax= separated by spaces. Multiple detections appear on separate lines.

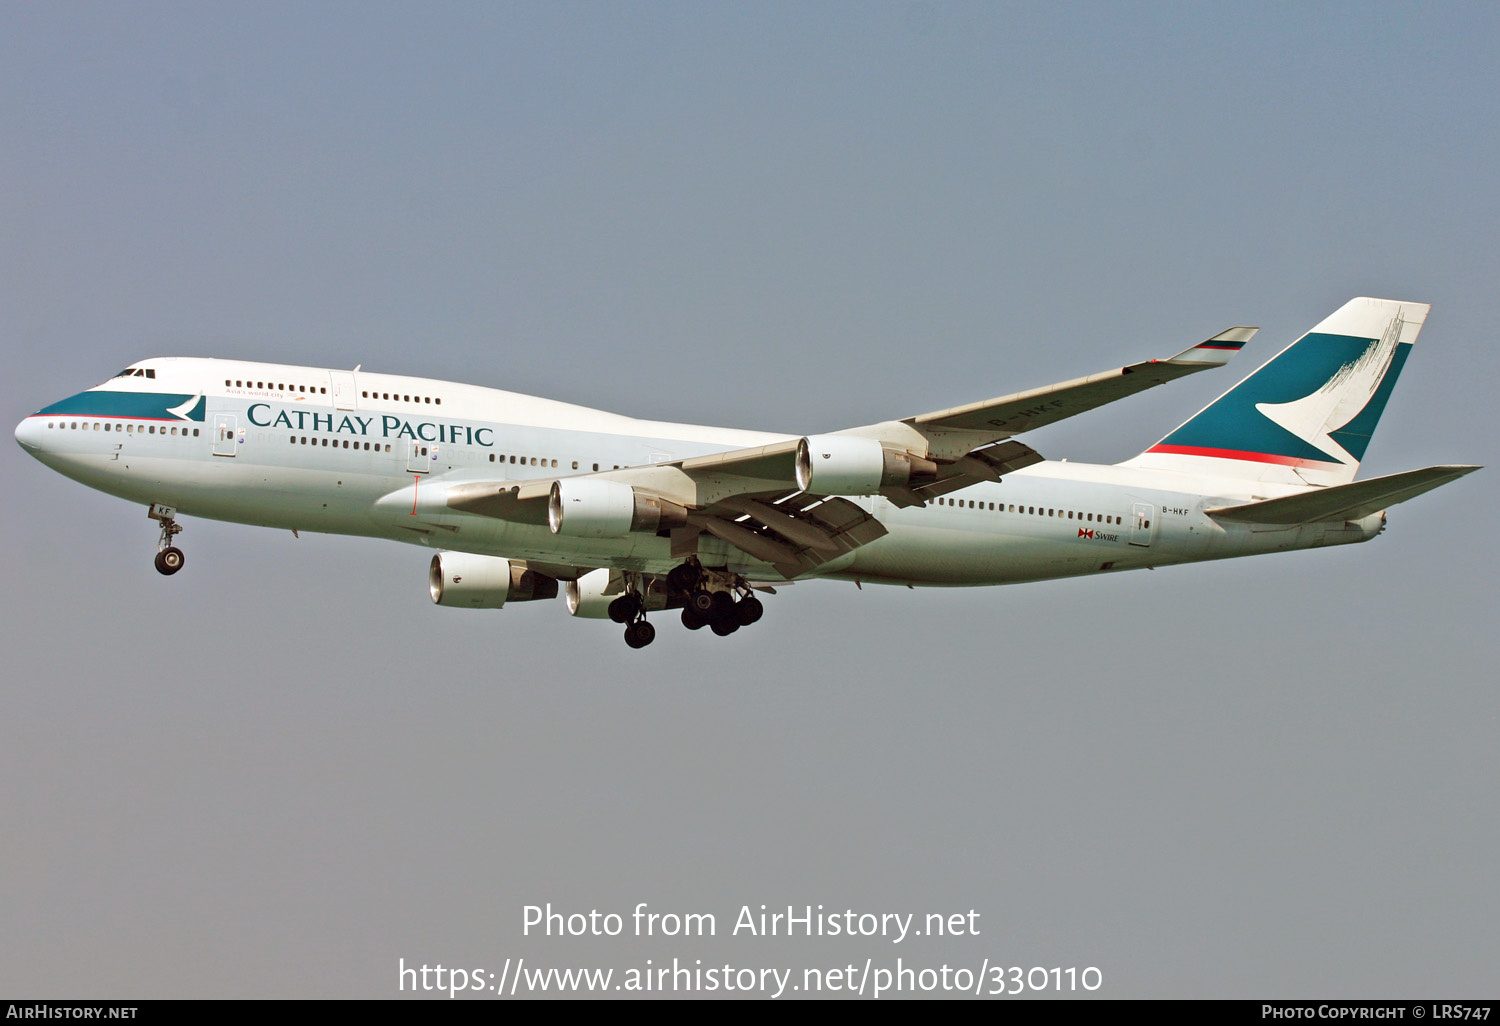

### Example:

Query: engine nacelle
xmin=565 ymin=568 xmax=615 ymax=618
xmin=565 ymin=568 xmax=677 ymax=618
xmin=429 ymin=553 xmax=558 ymax=609
xmin=548 ymin=479 xmax=687 ymax=538
xmin=795 ymin=435 xmax=934 ymax=495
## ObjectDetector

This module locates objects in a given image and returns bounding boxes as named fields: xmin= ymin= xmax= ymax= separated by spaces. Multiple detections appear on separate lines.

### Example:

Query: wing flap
xmin=700 ymin=495 xmax=889 ymax=576
xmin=1206 ymin=465 xmax=1480 ymax=525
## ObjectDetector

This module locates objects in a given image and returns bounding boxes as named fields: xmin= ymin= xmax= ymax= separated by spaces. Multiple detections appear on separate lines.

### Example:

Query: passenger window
xmin=592 ymin=464 xmax=599 ymax=471
xmin=551 ymin=459 xmax=558 ymax=468
xmin=424 ymin=397 xmax=431 ymax=404
xmin=362 ymin=391 xmax=368 ymax=398
xmin=193 ymin=429 xmax=199 ymax=436
xmin=572 ymin=461 xmax=578 ymax=470
xmin=435 ymin=398 xmax=441 ymax=405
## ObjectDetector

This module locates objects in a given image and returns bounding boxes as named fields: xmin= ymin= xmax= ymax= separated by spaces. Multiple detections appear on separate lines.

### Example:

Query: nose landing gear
xmin=148 ymin=503 xmax=185 ymax=576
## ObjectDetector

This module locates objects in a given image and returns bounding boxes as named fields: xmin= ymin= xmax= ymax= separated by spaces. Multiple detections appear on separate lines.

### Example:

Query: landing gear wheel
xmin=624 ymin=620 xmax=656 ymax=649
xmin=149 ymin=506 xmax=185 ymax=577
xmin=710 ymin=617 xmax=740 ymax=637
xmin=681 ymin=607 xmax=708 ymax=630
xmin=689 ymin=589 xmax=715 ymax=615
xmin=608 ymin=594 xmax=641 ymax=624
xmin=667 ymin=563 xmax=701 ymax=591
xmin=154 ymin=546 xmax=185 ymax=576
xmin=736 ymin=595 xmax=764 ymax=625
xmin=709 ymin=591 xmax=736 ymax=617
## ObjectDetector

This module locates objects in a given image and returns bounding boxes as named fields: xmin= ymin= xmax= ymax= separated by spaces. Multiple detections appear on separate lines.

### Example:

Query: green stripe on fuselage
xmin=35 ymin=391 xmax=206 ymax=422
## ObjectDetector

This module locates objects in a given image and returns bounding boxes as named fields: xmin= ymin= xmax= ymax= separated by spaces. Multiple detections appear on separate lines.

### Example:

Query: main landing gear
xmin=148 ymin=503 xmax=185 ymax=576
xmin=607 ymin=561 xmax=770 ymax=649
xmin=607 ymin=581 xmax=657 ymax=649
xmin=679 ymin=587 xmax=762 ymax=636
xmin=673 ymin=560 xmax=765 ymax=640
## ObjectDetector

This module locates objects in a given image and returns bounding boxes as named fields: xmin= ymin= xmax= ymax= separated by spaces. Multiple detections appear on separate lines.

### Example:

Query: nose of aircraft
xmin=15 ymin=414 xmax=43 ymax=454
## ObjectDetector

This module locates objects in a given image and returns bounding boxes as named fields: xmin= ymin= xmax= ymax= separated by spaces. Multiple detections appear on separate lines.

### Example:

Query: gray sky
xmin=2 ymin=1 xmax=1496 ymax=999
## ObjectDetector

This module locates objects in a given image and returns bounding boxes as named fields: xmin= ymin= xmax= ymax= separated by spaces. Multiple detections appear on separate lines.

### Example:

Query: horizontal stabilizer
xmin=1206 ymin=465 xmax=1480 ymax=526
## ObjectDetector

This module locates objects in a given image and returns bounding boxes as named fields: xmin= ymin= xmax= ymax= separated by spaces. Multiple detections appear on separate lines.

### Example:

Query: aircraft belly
xmin=847 ymin=523 xmax=1106 ymax=585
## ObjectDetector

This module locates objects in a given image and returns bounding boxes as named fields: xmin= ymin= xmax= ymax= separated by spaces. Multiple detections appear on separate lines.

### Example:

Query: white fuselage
xmin=15 ymin=357 xmax=1383 ymax=588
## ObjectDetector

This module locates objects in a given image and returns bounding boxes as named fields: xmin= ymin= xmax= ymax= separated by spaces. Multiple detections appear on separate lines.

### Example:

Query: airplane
xmin=14 ymin=296 xmax=1479 ymax=648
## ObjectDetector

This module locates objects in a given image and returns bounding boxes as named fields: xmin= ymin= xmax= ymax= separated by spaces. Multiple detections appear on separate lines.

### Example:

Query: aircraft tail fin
xmin=1205 ymin=465 xmax=1479 ymax=526
xmin=1121 ymin=297 xmax=1428 ymax=487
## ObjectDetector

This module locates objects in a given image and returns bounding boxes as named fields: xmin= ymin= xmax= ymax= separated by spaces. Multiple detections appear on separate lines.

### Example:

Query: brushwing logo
xmin=1253 ymin=310 xmax=1407 ymax=467
xmin=166 ymin=392 xmax=205 ymax=421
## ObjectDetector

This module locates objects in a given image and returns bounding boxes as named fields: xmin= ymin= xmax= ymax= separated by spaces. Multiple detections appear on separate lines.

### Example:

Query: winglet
xmin=1164 ymin=326 xmax=1258 ymax=367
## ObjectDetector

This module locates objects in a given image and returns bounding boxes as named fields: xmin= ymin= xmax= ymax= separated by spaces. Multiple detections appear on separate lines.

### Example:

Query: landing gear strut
xmin=617 ymin=573 xmax=656 ymax=649
xmin=148 ymin=503 xmax=185 ymax=576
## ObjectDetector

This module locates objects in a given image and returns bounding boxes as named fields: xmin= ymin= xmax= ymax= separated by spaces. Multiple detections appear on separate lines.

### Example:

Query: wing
xmin=838 ymin=326 xmax=1257 ymax=459
xmin=445 ymin=327 xmax=1252 ymax=576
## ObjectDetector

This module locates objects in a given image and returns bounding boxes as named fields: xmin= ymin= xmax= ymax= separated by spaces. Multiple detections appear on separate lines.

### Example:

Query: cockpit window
xmin=111 ymin=368 xmax=156 ymax=379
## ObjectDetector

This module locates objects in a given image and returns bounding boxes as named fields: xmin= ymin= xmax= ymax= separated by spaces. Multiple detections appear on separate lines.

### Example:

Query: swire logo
xmin=1077 ymin=528 xmax=1094 ymax=539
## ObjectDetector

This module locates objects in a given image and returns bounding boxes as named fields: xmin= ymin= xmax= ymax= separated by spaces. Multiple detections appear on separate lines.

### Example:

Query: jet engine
xmin=795 ymin=435 xmax=936 ymax=495
xmin=428 ymin=552 xmax=558 ymax=609
xmin=547 ymin=479 xmax=687 ymax=538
